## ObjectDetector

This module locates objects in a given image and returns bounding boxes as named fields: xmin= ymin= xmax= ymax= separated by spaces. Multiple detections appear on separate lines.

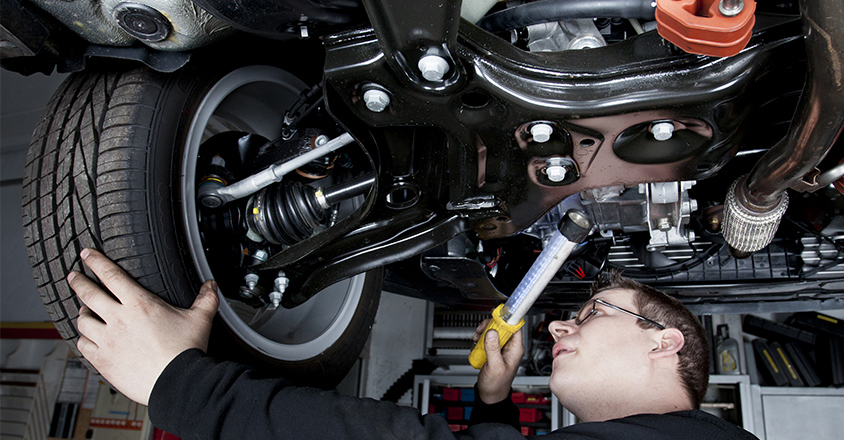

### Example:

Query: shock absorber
xmin=245 ymin=174 xmax=376 ymax=245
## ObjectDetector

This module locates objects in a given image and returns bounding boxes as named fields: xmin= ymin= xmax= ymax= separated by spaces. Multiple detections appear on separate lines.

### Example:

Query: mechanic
xmin=68 ymin=248 xmax=758 ymax=439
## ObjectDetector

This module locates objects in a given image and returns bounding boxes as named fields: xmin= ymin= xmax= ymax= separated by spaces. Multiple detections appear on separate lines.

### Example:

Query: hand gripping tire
xmin=22 ymin=62 xmax=382 ymax=388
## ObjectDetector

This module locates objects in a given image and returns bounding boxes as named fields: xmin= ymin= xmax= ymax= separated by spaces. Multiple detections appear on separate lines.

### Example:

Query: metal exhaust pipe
xmin=722 ymin=0 xmax=844 ymax=256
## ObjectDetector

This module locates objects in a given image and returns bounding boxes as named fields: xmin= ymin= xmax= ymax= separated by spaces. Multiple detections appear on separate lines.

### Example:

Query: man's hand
xmin=473 ymin=319 xmax=524 ymax=404
xmin=68 ymin=248 xmax=219 ymax=406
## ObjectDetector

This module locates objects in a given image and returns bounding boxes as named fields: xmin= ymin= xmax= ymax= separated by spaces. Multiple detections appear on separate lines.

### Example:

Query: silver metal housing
xmin=526 ymin=19 xmax=607 ymax=52
xmin=579 ymin=181 xmax=698 ymax=251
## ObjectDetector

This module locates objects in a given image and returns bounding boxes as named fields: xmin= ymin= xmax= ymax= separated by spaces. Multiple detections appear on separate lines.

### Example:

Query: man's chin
xmin=549 ymin=366 xmax=581 ymax=399
xmin=548 ymin=370 xmax=565 ymax=397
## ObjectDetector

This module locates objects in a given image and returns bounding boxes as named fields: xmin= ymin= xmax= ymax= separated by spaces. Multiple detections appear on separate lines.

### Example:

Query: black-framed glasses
xmin=575 ymin=298 xmax=665 ymax=330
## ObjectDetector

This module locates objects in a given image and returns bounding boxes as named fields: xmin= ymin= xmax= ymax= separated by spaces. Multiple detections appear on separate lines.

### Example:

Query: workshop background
xmin=2 ymin=69 xmax=843 ymax=440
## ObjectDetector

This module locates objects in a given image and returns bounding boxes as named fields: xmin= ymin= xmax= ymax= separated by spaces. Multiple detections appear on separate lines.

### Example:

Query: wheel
xmin=21 ymin=62 xmax=382 ymax=387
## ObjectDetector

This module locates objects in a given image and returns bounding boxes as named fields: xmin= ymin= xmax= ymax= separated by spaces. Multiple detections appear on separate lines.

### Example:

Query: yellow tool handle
xmin=469 ymin=304 xmax=525 ymax=369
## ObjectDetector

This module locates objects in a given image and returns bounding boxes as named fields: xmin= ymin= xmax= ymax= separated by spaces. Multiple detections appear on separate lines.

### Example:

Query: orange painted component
xmin=656 ymin=0 xmax=756 ymax=57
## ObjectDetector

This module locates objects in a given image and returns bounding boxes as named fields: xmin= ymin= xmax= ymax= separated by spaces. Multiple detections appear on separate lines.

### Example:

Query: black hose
xmin=477 ymin=0 xmax=657 ymax=32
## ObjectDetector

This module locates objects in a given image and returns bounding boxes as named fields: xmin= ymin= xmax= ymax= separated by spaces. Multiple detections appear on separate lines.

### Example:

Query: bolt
xmin=269 ymin=271 xmax=289 ymax=308
xmin=708 ymin=216 xmax=721 ymax=231
xmin=719 ymin=0 xmax=744 ymax=17
xmin=314 ymin=135 xmax=329 ymax=146
xmin=568 ymin=36 xmax=603 ymax=50
xmin=544 ymin=157 xmax=568 ymax=182
xmin=363 ymin=89 xmax=390 ymax=112
xmin=546 ymin=165 xmax=567 ymax=182
xmin=531 ymin=123 xmax=553 ymax=143
xmin=658 ymin=218 xmax=672 ymax=231
xmin=274 ymin=270 xmax=289 ymax=293
xmin=651 ymin=122 xmax=674 ymax=141
xmin=244 ymin=273 xmax=259 ymax=290
xmin=253 ymin=249 xmax=269 ymax=262
xmin=269 ymin=291 xmax=282 ymax=308
xmin=417 ymin=55 xmax=450 ymax=82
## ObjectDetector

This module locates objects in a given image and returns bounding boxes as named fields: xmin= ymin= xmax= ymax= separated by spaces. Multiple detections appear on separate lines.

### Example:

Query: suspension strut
xmin=245 ymin=174 xmax=376 ymax=245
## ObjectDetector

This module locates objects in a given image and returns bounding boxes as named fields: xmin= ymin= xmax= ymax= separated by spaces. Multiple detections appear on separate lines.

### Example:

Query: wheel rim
xmin=180 ymin=65 xmax=366 ymax=361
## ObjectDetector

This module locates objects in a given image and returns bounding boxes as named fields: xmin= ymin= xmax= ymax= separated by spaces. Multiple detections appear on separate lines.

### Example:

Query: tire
xmin=21 ymin=62 xmax=382 ymax=387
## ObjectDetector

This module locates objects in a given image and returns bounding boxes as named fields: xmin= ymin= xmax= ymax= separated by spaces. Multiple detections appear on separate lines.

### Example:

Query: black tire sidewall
xmin=26 ymin=61 xmax=381 ymax=388
xmin=145 ymin=64 xmax=207 ymax=308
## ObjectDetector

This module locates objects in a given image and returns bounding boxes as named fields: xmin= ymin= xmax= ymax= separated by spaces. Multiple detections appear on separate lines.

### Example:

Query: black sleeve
xmin=467 ymin=384 xmax=520 ymax=431
xmin=148 ymin=349 xmax=528 ymax=440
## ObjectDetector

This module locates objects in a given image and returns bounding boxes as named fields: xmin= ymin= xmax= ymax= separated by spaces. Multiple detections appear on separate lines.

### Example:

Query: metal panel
xmin=761 ymin=394 xmax=844 ymax=440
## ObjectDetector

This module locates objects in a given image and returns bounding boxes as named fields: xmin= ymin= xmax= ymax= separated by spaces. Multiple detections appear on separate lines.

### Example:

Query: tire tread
xmin=22 ymin=70 xmax=147 ymax=360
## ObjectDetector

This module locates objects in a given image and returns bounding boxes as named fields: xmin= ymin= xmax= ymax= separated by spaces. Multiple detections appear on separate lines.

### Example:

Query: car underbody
xmin=5 ymin=0 xmax=843 ymax=381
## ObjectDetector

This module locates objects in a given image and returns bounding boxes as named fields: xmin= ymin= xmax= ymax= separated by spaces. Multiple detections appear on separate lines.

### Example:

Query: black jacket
xmin=149 ymin=349 xmax=759 ymax=439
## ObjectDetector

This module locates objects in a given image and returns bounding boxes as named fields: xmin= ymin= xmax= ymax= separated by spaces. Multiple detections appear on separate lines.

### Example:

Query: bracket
xmin=656 ymin=0 xmax=756 ymax=57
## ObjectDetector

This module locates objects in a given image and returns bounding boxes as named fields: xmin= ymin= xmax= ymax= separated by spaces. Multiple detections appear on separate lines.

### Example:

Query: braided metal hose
xmin=722 ymin=177 xmax=789 ymax=254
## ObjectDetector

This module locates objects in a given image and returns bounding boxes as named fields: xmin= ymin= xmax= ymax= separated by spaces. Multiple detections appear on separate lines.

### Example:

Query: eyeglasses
xmin=575 ymin=298 xmax=665 ymax=330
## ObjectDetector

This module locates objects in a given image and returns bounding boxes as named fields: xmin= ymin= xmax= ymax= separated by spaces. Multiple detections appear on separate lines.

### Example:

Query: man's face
xmin=547 ymin=288 xmax=659 ymax=408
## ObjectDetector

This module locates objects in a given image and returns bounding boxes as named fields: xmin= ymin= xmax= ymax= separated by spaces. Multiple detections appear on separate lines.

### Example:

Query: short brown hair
xmin=590 ymin=271 xmax=710 ymax=408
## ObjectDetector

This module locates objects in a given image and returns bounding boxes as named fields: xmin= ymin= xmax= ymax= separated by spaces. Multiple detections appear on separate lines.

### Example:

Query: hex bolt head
xmin=544 ymin=157 xmax=568 ymax=182
xmin=274 ymin=271 xmax=289 ymax=292
xmin=546 ymin=165 xmax=567 ymax=182
xmin=418 ymin=55 xmax=450 ymax=82
xmin=651 ymin=122 xmax=675 ymax=141
xmin=269 ymin=291 xmax=282 ymax=308
xmin=363 ymin=89 xmax=390 ymax=112
xmin=530 ymin=123 xmax=553 ymax=143
xmin=244 ymin=273 xmax=259 ymax=289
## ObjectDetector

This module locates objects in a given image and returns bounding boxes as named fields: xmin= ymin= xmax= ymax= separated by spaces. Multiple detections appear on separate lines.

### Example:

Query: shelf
xmin=413 ymin=375 xmax=563 ymax=434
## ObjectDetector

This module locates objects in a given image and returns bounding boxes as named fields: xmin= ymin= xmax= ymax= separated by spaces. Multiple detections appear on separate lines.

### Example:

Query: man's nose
xmin=548 ymin=319 xmax=577 ymax=341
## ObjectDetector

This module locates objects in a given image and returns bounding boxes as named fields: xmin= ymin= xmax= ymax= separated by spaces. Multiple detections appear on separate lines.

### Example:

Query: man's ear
xmin=648 ymin=328 xmax=685 ymax=360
